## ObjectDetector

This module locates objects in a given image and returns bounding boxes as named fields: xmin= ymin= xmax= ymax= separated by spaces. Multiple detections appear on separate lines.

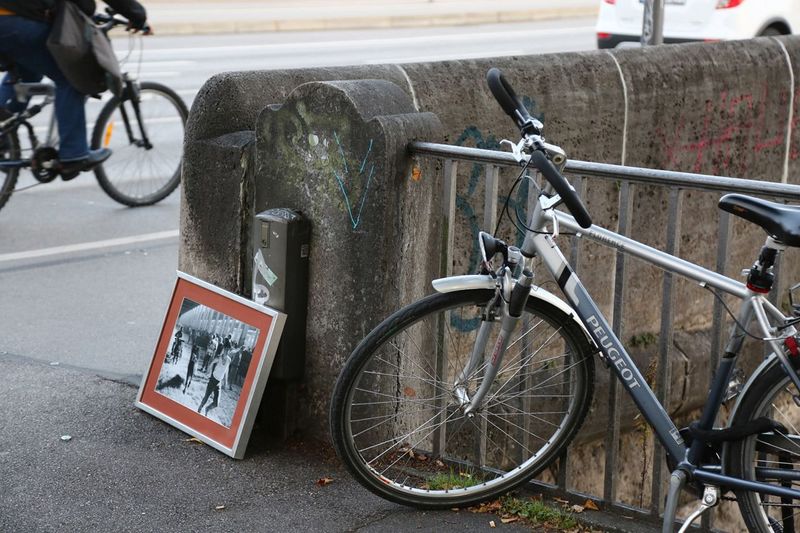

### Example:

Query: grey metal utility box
xmin=252 ymin=208 xmax=310 ymax=381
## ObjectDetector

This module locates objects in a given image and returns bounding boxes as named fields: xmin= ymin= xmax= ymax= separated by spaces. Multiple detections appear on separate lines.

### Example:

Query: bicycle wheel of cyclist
xmin=91 ymin=81 xmax=188 ymax=207
xmin=330 ymin=289 xmax=595 ymax=508
xmin=0 ymin=126 xmax=20 ymax=212
xmin=728 ymin=358 xmax=800 ymax=532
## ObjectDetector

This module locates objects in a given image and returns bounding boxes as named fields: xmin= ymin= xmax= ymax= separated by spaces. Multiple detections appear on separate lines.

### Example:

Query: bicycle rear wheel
xmin=0 ymin=127 xmax=20 ymax=213
xmin=330 ymin=289 xmax=595 ymax=508
xmin=91 ymin=81 xmax=188 ymax=207
xmin=728 ymin=358 xmax=800 ymax=532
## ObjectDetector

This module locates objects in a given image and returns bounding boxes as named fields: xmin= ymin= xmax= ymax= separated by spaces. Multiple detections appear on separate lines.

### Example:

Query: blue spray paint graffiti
xmin=332 ymin=131 xmax=375 ymax=230
xmin=451 ymin=97 xmax=543 ymax=331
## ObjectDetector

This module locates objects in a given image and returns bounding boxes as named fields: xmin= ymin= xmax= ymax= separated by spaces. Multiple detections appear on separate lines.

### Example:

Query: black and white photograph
xmin=155 ymin=298 xmax=259 ymax=428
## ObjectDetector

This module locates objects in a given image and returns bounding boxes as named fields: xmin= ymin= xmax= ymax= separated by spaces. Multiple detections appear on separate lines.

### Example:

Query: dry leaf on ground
xmin=489 ymin=520 xmax=496 ymax=528
xmin=500 ymin=516 xmax=519 ymax=524
xmin=315 ymin=477 xmax=334 ymax=486
xmin=584 ymin=499 xmax=600 ymax=511
xmin=571 ymin=504 xmax=585 ymax=513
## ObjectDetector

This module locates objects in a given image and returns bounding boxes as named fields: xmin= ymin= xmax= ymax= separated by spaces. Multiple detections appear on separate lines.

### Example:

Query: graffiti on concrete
xmin=456 ymin=97 xmax=543 ymax=272
xmin=451 ymin=97 xmax=542 ymax=332
xmin=656 ymin=83 xmax=798 ymax=177
xmin=331 ymin=131 xmax=375 ymax=230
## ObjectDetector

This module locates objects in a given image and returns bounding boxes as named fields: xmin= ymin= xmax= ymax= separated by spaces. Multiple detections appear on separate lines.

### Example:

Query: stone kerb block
xmin=253 ymin=79 xmax=443 ymax=436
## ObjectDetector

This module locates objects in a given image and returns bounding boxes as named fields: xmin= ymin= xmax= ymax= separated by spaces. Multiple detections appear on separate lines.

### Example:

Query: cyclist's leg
xmin=0 ymin=16 xmax=88 ymax=161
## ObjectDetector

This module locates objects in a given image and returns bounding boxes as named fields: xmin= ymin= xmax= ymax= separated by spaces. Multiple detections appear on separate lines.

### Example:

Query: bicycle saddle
xmin=719 ymin=193 xmax=800 ymax=246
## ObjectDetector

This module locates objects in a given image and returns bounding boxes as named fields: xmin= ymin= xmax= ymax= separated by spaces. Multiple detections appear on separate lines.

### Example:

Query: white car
xmin=596 ymin=0 xmax=800 ymax=48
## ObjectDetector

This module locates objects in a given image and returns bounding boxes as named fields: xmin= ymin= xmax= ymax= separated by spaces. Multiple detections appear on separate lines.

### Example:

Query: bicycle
xmin=0 ymin=12 xmax=188 ymax=212
xmin=330 ymin=67 xmax=800 ymax=532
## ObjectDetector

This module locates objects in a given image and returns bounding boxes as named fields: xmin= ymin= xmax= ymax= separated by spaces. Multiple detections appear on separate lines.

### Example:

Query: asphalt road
xmin=0 ymin=19 xmax=596 ymax=381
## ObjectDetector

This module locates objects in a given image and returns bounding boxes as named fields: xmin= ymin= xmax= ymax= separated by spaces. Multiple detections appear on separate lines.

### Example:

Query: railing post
xmin=651 ymin=188 xmax=683 ymax=516
xmin=433 ymin=159 xmax=458 ymax=457
xmin=605 ymin=181 xmax=633 ymax=505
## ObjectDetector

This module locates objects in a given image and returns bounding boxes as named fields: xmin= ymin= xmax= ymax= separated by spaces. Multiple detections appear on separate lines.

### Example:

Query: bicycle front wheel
xmin=0 ymin=126 xmax=20 ymax=212
xmin=91 ymin=81 xmax=188 ymax=207
xmin=330 ymin=289 xmax=595 ymax=508
xmin=728 ymin=358 xmax=800 ymax=532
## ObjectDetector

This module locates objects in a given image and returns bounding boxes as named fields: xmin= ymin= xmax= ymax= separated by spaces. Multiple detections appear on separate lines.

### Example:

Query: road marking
xmin=0 ymin=230 xmax=179 ymax=263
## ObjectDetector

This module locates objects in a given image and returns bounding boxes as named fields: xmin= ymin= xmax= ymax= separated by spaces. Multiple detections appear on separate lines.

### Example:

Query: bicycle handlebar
xmin=529 ymin=151 xmax=592 ymax=228
xmin=486 ymin=68 xmax=539 ymax=136
xmin=486 ymin=67 xmax=593 ymax=229
xmin=93 ymin=12 xmax=151 ymax=34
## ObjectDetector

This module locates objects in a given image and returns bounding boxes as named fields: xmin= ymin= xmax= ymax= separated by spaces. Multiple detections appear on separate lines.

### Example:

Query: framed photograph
xmin=136 ymin=271 xmax=286 ymax=459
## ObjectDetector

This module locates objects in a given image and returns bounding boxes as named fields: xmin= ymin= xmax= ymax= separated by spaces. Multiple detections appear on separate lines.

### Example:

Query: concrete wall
xmin=180 ymin=38 xmax=800 ymax=452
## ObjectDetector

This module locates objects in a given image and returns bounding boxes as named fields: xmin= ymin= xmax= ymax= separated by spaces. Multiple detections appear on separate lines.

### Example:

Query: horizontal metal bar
xmin=409 ymin=141 xmax=800 ymax=201
xmin=694 ymin=469 xmax=800 ymax=501
xmin=548 ymin=209 xmax=749 ymax=300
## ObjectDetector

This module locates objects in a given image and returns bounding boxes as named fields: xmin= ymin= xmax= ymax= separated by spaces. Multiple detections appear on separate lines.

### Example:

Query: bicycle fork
xmin=454 ymin=268 xmax=536 ymax=416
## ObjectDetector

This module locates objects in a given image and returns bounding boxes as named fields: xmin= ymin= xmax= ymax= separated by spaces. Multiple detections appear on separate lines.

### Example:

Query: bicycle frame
xmin=515 ymin=192 xmax=800 ymax=501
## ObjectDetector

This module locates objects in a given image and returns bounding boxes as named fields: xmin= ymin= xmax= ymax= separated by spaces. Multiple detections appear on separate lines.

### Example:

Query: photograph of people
xmin=155 ymin=299 xmax=259 ymax=428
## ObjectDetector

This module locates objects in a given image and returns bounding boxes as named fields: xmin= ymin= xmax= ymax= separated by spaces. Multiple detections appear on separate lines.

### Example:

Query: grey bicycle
xmin=330 ymin=67 xmax=800 ymax=532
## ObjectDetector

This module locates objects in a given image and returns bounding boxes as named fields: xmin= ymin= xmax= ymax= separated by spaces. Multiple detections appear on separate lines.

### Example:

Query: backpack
xmin=45 ymin=0 xmax=122 ymax=97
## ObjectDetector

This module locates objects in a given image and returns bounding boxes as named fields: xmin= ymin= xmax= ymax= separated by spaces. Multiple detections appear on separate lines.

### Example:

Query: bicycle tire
xmin=728 ymin=357 xmax=800 ymax=532
xmin=330 ymin=289 xmax=595 ymax=508
xmin=0 ymin=127 xmax=20 ymax=213
xmin=91 ymin=81 xmax=188 ymax=207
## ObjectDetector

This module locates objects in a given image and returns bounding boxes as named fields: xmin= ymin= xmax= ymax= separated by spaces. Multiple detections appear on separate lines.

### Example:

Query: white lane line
xmin=0 ymin=230 xmax=179 ymax=263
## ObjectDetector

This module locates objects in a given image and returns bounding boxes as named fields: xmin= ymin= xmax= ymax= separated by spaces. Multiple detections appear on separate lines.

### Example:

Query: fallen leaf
xmin=489 ymin=520 xmax=496 ymax=528
xmin=411 ymin=166 xmax=422 ymax=182
xmin=435 ymin=459 xmax=446 ymax=468
xmin=403 ymin=386 xmax=416 ymax=398
xmin=416 ymin=454 xmax=428 ymax=461
xmin=450 ymin=508 xmax=460 ymax=512
xmin=500 ymin=516 xmax=519 ymax=524
xmin=584 ymin=499 xmax=600 ymax=511
xmin=214 ymin=505 xmax=225 ymax=511
xmin=184 ymin=437 xmax=204 ymax=444
xmin=316 ymin=477 xmax=334 ymax=487
xmin=486 ymin=500 xmax=502 ymax=512
xmin=571 ymin=504 xmax=585 ymax=513
xmin=553 ymin=497 xmax=569 ymax=505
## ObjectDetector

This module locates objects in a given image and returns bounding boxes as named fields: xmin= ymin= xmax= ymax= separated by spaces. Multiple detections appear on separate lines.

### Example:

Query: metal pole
xmin=641 ymin=0 xmax=665 ymax=46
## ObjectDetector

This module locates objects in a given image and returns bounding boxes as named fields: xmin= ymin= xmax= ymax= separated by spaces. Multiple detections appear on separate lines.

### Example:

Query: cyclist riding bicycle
xmin=0 ymin=0 xmax=148 ymax=180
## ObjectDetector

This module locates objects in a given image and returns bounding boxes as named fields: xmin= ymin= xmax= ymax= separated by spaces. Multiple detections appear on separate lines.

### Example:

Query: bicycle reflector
xmin=103 ymin=122 xmax=114 ymax=148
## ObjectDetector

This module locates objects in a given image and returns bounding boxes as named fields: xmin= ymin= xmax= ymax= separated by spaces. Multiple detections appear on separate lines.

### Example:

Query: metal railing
xmin=409 ymin=140 xmax=800 ymax=529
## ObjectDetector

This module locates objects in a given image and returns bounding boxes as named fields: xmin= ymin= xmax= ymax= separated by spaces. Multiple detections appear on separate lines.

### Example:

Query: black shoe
xmin=59 ymin=148 xmax=112 ymax=181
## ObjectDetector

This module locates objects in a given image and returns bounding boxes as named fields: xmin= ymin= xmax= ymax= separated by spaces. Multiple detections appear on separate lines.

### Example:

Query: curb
xmin=150 ymin=7 xmax=599 ymax=36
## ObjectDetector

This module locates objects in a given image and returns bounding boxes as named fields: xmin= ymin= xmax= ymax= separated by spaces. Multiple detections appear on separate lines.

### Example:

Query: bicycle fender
xmin=431 ymin=275 xmax=592 ymax=342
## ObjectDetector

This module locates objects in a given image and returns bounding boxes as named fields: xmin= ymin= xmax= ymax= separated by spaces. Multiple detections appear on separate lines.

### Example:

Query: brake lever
xmin=500 ymin=138 xmax=529 ymax=164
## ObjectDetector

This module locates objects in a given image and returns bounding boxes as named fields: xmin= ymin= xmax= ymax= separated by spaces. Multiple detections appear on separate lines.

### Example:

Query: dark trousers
xmin=0 ymin=16 xmax=88 ymax=160
xmin=199 ymin=377 xmax=220 ymax=412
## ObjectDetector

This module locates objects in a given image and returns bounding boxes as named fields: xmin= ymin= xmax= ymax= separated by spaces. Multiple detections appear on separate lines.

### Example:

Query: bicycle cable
xmin=493 ymin=157 xmax=577 ymax=239
xmin=703 ymin=284 xmax=771 ymax=342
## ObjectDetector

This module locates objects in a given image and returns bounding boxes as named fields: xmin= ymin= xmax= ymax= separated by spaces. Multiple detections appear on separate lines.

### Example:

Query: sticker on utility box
xmin=254 ymin=249 xmax=278 ymax=286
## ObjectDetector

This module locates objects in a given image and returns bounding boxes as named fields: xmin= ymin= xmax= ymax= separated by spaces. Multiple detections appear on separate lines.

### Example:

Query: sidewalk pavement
xmin=0 ymin=353 xmax=539 ymax=532
xmin=142 ymin=0 xmax=599 ymax=35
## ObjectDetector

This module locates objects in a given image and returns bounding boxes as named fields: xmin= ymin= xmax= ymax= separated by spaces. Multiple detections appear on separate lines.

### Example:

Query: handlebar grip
xmin=486 ymin=68 xmax=536 ymax=134
xmin=529 ymin=150 xmax=593 ymax=229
